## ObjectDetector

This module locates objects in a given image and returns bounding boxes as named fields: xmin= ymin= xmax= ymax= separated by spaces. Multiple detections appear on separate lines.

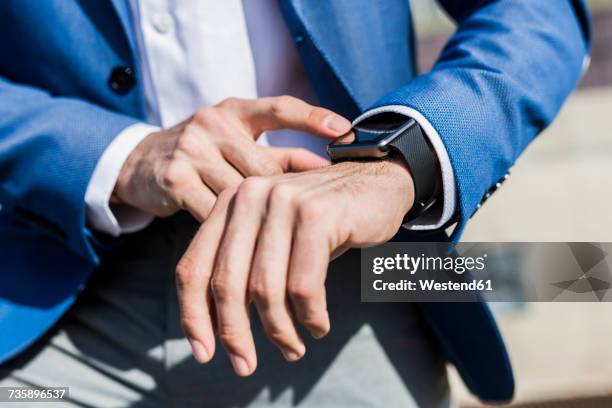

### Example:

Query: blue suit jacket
xmin=0 ymin=0 xmax=589 ymax=402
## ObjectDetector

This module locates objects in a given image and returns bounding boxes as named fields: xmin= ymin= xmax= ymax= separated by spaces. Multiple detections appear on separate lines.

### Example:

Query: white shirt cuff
xmin=352 ymin=106 xmax=457 ymax=230
xmin=85 ymin=123 xmax=160 ymax=236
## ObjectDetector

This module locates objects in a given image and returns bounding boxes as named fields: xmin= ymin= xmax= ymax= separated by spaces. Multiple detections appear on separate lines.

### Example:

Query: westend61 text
xmin=373 ymin=279 xmax=494 ymax=292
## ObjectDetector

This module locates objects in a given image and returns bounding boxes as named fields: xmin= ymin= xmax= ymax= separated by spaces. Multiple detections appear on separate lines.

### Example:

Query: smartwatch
xmin=326 ymin=113 xmax=440 ymax=221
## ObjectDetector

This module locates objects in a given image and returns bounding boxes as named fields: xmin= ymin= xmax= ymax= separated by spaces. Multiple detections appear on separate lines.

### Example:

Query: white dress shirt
xmin=85 ymin=0 xmax=456 ymax=236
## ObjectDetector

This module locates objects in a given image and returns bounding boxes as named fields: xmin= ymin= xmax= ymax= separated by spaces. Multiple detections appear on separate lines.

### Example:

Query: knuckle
xmin=175 ymin=259 xmax=195 ymax=290
xmin=222 ymin=178 xmax=244 ymax=193
xmin=194 ymin=107 xmax=221 ymax=127
xmin=161 ymin=161 xmax=187 ymax=190
xmin=270 ymin=95 xmax=296 ymax=115
xmin=217 ymin=136 xmax=241 ymax=150
xmin=217 ymin=186 xmax=238 ymax=204
xmin=210 ymin=276 xmax=233 ymax=302
xmin=258 ymin=159 xmax=282 ymax=177
xmin=248 ymin=277 xmax=280 ymax=307
xmin=296 ymin=200 xmax=324 ymax=222
xmin=306 ymin=106 xmax=320 ymax=124
xmin=288 ymin=279 xmax=317 ymax=302
xmin=217 ymin=328 xmax=245 ymax=351
xmin=266 ymin=327 xmax=291 ymax=346
xmin=248 ymin=280 xmax=270 ymax=305
xmin=217 ymin=331 xmax=236 ymax=347
xmin=176 ymin=130 xmax=201 ymax=154
xmin=217 ymin=97 xmax=242 ymax=109
xmin=268 ymin=163 xmax=284 ymax=175
xmin=217 ymin=137 xmax=247 ymax=158
xmin=269 ymin=184 xmax=295 ymax=206
xmin=237 ymin=177 xmax=268 ymax=202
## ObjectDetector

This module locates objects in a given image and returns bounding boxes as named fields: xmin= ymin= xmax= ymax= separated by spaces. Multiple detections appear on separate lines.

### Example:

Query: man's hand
xmin=176 ymin=157 xmax=414 ymax=376
xmin=112 ymin=96 xmax=352 ymax=221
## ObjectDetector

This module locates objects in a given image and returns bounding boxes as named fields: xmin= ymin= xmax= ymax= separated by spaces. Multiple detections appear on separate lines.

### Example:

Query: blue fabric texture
xmin=0 ymin=0 xmax=589 ymax=402
xmin=372 ymin=0 xmax=591 ymax=234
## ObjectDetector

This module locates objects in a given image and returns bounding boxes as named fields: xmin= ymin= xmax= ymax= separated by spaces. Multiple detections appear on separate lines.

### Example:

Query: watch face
xmin=326 ymin=114 xmax=416 ymax=161
xmin=329 ymin=116 xmax=413 ymax=147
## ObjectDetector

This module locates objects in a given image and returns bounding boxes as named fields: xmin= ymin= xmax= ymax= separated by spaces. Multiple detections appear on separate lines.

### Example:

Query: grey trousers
xmin=0 ymin=213 xmax=451 ymax=407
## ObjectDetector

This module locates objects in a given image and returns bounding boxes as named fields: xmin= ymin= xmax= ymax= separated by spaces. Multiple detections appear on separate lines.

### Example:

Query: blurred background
xmin=411 ymin=1 xmax=612 ymax=406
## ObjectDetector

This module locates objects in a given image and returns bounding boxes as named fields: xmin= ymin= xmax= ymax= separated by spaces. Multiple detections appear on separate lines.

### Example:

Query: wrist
xmin=85 ymin=123 xmax=159 ymax=235
xmin=383 ymin=155 xmax=415 ymax=215
xmin=112 ymin=159 xmax=134 ymax=206
xmin=335 ymin=157 xmax=415 ymax=215
xmin=110 ymin=188 xmax=123 ymax=204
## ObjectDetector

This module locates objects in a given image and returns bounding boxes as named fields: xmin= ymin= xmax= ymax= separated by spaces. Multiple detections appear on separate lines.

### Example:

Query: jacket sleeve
xmin=368 ymin=0 xmax=591 ymax=237
xmin=0 ymin=76 xmax=140 ymax=264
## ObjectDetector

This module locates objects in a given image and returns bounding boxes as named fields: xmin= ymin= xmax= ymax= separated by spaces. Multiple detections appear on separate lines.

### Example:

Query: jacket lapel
xmin=278 ymin=0 xmax=415 ymax=118
xmin=279 ymin=0 xmax=361 ymax=116
xmin=109 ymin=0 xmax=137 ymax=54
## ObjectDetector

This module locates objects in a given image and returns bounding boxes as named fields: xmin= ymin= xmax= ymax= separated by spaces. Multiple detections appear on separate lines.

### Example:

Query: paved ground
xmin=452 ymin=87 xmax=612 ymax=406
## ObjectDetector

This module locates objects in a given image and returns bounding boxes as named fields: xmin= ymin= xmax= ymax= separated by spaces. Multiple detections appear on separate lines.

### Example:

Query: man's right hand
xmin=111 ymin=96 xmax=352 ymax=221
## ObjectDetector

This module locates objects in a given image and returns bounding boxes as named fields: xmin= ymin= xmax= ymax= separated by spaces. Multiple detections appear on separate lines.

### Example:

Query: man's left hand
xmin=175 ymin=157 xmax=414 ymax=376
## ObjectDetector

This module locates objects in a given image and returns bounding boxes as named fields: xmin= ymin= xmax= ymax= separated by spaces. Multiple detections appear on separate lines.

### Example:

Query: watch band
xmin=388 ymin=119 xmax=439 ymax=221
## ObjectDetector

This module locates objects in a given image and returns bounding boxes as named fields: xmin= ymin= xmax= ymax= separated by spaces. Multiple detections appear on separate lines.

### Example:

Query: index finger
xmin=175 ymin=188 xmax=236 ymax=364
xmin=229 ymin=96 xmax=352 ymax=139
xmin=263 ymin=146 xmax=330 ymax=173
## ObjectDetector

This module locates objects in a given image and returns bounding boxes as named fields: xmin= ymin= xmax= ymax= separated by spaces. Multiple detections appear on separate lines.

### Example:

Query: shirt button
xmin=152 ymin=12 xmax=174 ymax=34
xmin=108 ymin=66 xmax=136 ymax=95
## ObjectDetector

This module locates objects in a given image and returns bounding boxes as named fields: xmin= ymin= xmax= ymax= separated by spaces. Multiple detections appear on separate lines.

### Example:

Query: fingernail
xmin=229 ymin=353 xmax=251 ymax=376
xmin=323 ymin=114 xmax=351 ymax=133
xmin=189 ymin=339 xmax=210 ymax=363
xmin=283 ymin=347 xmax=305 ymax=362
xmin=311 ymin=325 xmax=330 ymax=339
xmin=311 ymin=330 xmax=327 ymax=340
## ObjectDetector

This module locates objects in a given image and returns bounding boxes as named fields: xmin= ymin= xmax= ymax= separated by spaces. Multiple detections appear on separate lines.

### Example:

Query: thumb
xmin=264 ymin=146 xmax=330 ymax=172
